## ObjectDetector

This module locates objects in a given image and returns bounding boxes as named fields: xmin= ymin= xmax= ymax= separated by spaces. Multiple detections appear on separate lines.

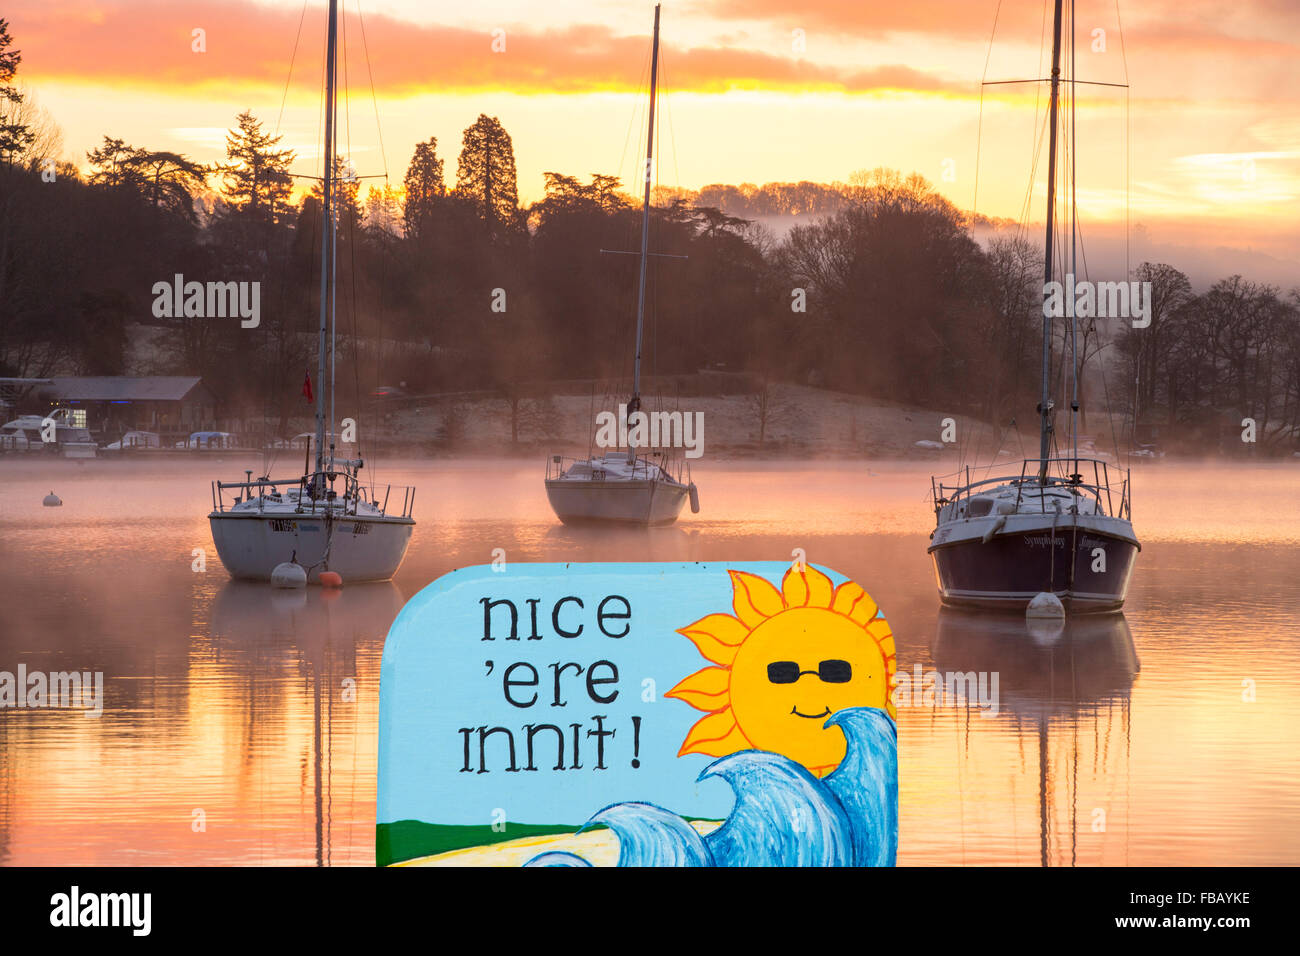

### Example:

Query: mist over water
xmin=1 ymin=456 xmax=1298 ymax=864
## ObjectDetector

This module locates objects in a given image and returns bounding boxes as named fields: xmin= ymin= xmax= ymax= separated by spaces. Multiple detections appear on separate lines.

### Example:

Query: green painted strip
xmin=376 ymin=820 xmax=587 ymax=866
xmin=375 ymin=816 xmax=719 ymax=866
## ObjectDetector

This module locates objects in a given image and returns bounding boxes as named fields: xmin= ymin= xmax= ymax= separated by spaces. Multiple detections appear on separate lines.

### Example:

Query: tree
xmin=86 ymin=138 xmax=207 ymax=219
xmin=530 ymin=172 xmax=630 ymax=227
xmin=364 ymin=183 xmax=403 ymax=237
xmin=132 ymin=150 xmax=208 ymax=220
xmin=454 ymin=114 xmax=518 ymax=236
xmin=87 ymin=137 xmax=146 ymax=190
xmin=746 ymin=373 xmax=793 ymax=449
xmin=309 ymin=155 xmax=362 ymax=230
xmin=692 ymin=206 xmax=750 ymax=239
xmin=219 ymin=110 xmax=294 ymax=223
xmin=590 ymin=174 xmax=629 ymax=214
xmin=4 ymin=85 xmax=63 ymax=171
xmin=778 ymin=169 xmax=989 ymax=406
xmin=981 ymin=234 xmax=1040 ymax=417
xmin=0 ymin=19 xmax=35 ymax=165
xmin=74 ymin=290 xmax=129 ymax=375
xmin=402 ymin=137 xmax=444 ymax=240
xmin=1116 ymin=262 xmax=1192 ymax=427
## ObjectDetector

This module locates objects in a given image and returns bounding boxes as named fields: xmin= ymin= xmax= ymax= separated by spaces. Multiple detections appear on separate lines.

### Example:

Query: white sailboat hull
xmin=545 ymin=478 xmax=688 ymax=526
xmin=209 ymin=511 xmax=414 ymax=582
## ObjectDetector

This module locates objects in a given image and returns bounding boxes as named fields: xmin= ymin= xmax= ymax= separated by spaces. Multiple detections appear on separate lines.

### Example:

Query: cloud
xmin=13 ymin=0 xmax=962 ymax=96
xmin=704 ymin=0 xmax=1300 ymax=56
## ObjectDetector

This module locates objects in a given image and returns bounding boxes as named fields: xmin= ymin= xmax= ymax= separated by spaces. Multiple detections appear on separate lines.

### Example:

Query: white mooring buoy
xmin=1026 ymin=591 xmax=1065 ymax=619
xmin=271 ymin=562 xmax=307 ymax=589
xmin=42 ymin=491 xmax=62 ymax=507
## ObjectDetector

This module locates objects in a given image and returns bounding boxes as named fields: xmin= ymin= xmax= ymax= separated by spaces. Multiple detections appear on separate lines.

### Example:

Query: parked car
xmin=176 ymin=431 xmax=235 ymax=449
xmin=105 ymin=430 xmax=161 ymax=450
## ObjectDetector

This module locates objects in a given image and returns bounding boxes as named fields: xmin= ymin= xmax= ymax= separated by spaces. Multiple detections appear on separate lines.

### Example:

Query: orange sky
xmin=8 ymin=0 xmax=1299 ymax=278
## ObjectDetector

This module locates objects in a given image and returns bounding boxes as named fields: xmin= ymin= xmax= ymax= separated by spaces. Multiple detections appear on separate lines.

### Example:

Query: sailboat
xmin=208 ymin=0 xmax=414 ymax=583
xmin=544 ymin=3 xmax=699 ymax=527
xmin=927 ymin=0 xmax=1139 ymax=613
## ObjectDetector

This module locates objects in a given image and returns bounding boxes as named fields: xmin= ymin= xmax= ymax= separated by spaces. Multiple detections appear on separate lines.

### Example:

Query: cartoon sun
xmin=666 ymin=565 xmax=896 ymax=777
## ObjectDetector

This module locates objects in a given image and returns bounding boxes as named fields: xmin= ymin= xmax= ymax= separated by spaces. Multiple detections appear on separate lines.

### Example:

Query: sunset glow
xmin=9 ymin=0 xmax=1298 ymax=267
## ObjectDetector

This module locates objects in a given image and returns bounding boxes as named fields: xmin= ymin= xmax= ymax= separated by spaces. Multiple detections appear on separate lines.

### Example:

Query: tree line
xmin=1117 ymin=264 xmax=1300 ymax=450
xmin=1 ymin=18 xmax=1296 ymax=452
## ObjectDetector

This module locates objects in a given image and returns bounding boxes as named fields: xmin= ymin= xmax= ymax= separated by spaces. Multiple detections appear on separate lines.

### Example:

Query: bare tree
xmin=746 ymin=373 xmax=793 ymax=449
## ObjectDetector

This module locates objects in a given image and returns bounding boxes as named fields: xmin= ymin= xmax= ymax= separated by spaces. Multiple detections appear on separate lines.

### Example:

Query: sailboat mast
xmin=314 ymin=0 xmax=338 ymax=478
xmin=1069 ymin=0 xmax=1079 ymax=469
xmin=1038 ymin=0 xmax=1064 ymax=482
xmin=631 ymin=3 xmax=661 ymax=423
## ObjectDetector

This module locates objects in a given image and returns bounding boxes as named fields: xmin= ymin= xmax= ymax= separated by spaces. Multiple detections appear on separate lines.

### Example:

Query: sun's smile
xmin=666 ymin=566 xmax=897 ymax=776
xmin=791 ymin=706 xmax=831 ymax=719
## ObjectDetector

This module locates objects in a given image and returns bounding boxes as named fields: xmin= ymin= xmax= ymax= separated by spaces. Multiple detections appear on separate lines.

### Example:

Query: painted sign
xmin=377 ymin=561 xmax=898 ymax=866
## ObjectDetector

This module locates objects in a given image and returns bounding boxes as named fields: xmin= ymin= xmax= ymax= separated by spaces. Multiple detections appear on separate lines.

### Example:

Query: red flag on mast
xmin=302 ymin=369 xmax=314 ymax=404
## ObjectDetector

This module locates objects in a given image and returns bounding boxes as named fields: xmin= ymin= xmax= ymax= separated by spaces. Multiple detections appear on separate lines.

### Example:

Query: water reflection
xmin=209 ymin=582 xmax=403 ymax=866
xmin=931 ymin=611 xmax=1138 ymax=866
xmin=3 ymin=458 xmax=1299 ymax=865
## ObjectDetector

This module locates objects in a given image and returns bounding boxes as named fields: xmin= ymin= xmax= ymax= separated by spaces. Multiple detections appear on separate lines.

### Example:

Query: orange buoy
xmin=319 ymin=570 xmax=344 ymax=588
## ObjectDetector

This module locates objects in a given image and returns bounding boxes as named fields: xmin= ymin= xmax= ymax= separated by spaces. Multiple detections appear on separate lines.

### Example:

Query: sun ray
xmin=678 ymin=708 xmax=752 ymax=757
xmin=676 ymin=613 xmax=749 ymax=666
xmin=664 ymin=666 xmax=731 ymax=711
xmin=831 ymin=580 xmax=880 ymax=626
xmin=780 ymin=564 xmax=834 ymax=608
xmin=728 ymin=569 xmax=784 ymax=628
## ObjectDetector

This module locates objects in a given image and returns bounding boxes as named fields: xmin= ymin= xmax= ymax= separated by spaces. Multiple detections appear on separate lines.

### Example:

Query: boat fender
xmin=271 ymin=562 xmax=307 ymax=589
xmin=1026 ymin=591 xmax=1065 ymax=618
xmin=688 ymin=482 xmax=700 ymax=514
xmin=319 ymin=570 xmax=344 ymax=589
xmin=981 ymin=515 xmax=1007 ymax=543
xmin=42 ymin=491 xmax=62 ymax=507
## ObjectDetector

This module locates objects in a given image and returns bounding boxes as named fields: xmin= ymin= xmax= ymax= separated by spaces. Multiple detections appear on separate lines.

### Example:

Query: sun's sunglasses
xmin=767 ymin=660 xmax=853 ymax=684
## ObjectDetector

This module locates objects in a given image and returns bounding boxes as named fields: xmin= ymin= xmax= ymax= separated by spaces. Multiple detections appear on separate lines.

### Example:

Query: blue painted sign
xmin=377 ymin=561 xmax=898 ymax=866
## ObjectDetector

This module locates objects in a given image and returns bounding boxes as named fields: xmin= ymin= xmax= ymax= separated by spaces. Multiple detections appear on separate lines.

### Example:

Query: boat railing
xmin=931 ymin=457 xmax=1130 ymax=521
xmin=211 ymin=471 xmax=415 ymax=519
xmin=546 ymin=452 xmax=687 ymax=484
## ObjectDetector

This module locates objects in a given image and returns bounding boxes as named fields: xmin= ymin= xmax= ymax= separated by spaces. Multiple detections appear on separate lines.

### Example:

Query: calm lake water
xmin=1 ymin=456 xmax=1298 ymax=865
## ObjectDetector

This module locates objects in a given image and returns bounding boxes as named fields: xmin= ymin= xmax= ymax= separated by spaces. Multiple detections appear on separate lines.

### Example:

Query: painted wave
xmin=522 ymin=705 xmax=897 ymax=867
xmin=585 ymin=802 xmax=712 ymax=867
xmin=823 ymin=707 xmax=898 ymax=867
xmin=522 ymin=851 xmax=593 ymax=867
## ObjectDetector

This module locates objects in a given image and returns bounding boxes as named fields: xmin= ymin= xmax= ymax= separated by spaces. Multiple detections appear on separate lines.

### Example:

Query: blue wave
xmin=522 ymin=851 xmax=592 ymax=867
xmin=521 ymin=706 xmax=896 ymax=867
xmin=700 ymin=749 xmax=853 ymax=866
xmin=585 ymin=802 xmax=713 ymax=867
xmin=824 ymin=707 xmax=898 ymax=866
